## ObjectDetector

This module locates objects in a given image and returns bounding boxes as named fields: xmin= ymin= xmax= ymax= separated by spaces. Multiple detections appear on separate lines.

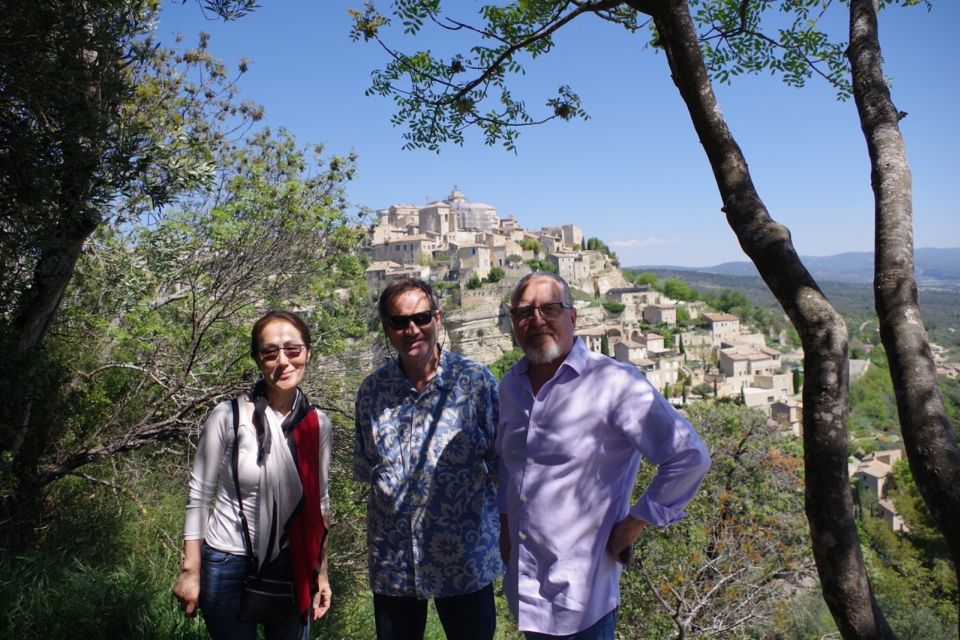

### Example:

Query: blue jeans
xmin=199 ymin=543 xmax=308 ymax=640
xmin=524 ymin=608 xmax=617 ymax=640
xmin=373 ymin=583 xmax=496 ymax=640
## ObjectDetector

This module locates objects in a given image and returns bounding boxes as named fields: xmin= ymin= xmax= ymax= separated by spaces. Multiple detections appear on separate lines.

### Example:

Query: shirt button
xmin=520 ymin=495 xmax=528 ymax=503
xmin=526 ymin=457 xmax=534 ymax=465
xmin=519 ymin=532 xmax=527 ymax=541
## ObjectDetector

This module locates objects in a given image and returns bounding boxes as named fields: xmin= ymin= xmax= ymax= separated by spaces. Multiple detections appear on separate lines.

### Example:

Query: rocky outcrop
xmin=444 ymin=293 xmax=514 ymax=364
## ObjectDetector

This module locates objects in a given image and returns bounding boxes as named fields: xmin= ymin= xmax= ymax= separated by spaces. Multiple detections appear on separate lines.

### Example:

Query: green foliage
xmin=772 ymin=588 xmax=840 ymax=639
xmin=675 ymin=306 xmax=691 ymax=324
xmin=692 ymin=382 xmax=714 ymax=398
xmin=585 ymin=237 xmax=618 ymax=261
xmin=525 ymin=259 xmax=556 ymax=273
xmin=620 ymin=402 xmax=810 ymax=637
xmin=3 ymin=127 xmax=369 ymax=507
xmin=518 ymin=238 xmax=541 ymax=255
xmin=489 ymin=348 xmax=524 ymax=380
xmin=849 ymin=365 xmax=898 ymax=436
xmin=624 ymin=270 xmax=659 ymax=287
xmin=486 ymin=266 xmax=505 ymax=283
xmin=601 ymin=301 xmax=625 ymax=314
xmin=662 ymin=278 xmax=696 ymax=301
xmin=466 ymin=272 xmax=483 ymax=289
xmin=0 ymin=1 xmax=261 ymax=334
xmin=702 ymin=288 xmax=753 ymax=316
xmin=350 ymin=0 xmax=595 ymax=151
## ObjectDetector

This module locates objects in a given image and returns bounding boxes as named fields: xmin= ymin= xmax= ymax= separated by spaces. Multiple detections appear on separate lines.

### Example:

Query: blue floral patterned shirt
xmin=354 ymin=349 xmax=502 ymax=598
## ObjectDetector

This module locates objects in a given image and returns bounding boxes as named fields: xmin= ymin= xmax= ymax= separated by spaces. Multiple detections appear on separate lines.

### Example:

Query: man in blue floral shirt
xmin=354 ymin=276 xmax=502 ymax=640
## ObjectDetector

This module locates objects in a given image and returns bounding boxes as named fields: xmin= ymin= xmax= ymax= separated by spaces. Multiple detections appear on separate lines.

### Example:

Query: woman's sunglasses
xmin=386 ymin=310 xmax=437 ymax=331
xmin=258 ymin=344 xmax=306 ymax=361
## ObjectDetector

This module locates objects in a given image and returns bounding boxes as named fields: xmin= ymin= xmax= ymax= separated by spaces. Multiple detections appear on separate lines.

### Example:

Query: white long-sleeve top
xmin=184 ymin=397 xmax=332 ymax=554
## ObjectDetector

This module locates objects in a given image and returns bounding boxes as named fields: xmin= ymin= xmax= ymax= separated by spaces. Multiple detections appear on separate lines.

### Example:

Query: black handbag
xmin=229 ymin=398 xmax=297 ymax=626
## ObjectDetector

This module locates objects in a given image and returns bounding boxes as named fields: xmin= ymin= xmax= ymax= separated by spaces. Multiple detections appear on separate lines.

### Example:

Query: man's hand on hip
xmin=607 ymin=515 xmax=646 ymax=566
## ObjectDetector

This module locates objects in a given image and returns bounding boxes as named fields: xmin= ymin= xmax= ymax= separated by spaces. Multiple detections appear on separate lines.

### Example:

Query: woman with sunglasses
xmin=173 ymin=310 xmax=332 ymax=640
xmin=354 ymin=276 xmax=502 ymax=640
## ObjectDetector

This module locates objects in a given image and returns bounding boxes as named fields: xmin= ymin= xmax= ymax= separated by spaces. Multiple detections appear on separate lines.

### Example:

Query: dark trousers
xmin=373 ymin=583 xmax=496 ymax=640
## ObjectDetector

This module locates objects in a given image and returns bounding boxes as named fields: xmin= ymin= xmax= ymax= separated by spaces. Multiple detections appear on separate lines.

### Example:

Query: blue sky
xmin=159 ymin=1 xmax=958 ymax=267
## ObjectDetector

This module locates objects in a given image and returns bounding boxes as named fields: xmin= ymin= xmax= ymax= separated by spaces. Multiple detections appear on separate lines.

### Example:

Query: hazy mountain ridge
xmin=633 ymin=247 xmax=960 ymax=287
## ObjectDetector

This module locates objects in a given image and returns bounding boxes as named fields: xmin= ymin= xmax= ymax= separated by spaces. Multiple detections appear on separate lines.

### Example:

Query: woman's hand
xmin=311 ymin=575 xmax=332 ymax=620
xmin=172 ymin=539 xmax=203 ymax=617
xmin=172 ymin=567 xmax=201 ymax=617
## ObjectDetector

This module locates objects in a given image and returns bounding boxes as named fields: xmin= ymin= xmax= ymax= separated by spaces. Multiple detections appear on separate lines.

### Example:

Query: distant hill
xmin=632 ymin=247 xmax=960 ymax=287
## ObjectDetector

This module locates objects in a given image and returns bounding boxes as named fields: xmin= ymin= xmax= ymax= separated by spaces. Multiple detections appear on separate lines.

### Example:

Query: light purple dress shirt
xmin=497 ymin=338 xmax=711 ymax=635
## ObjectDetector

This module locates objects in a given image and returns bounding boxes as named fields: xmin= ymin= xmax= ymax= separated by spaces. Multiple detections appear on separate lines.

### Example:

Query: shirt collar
xmin=512 ymin=337 xmax=587 ymax=380
xmin=389 ymin=347 xmax=451 ymax=394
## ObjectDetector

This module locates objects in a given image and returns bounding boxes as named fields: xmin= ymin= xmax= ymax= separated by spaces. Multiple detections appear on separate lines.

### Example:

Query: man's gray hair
xmin=510 ymin=272 xmax=574 ymax=308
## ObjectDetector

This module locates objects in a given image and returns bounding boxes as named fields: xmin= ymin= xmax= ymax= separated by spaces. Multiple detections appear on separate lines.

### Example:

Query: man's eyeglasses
xmin=258 ymin=344 xmax=306 ymax=361
xmin=386 ymin=310 xmax=437 ymax=331
xmin=510 ymin=302 xmax=572 ymax=321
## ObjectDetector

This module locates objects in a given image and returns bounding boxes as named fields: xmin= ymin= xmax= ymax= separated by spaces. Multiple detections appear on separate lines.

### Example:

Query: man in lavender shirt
xmin=496 ymin=273 xmax=711 ymax=639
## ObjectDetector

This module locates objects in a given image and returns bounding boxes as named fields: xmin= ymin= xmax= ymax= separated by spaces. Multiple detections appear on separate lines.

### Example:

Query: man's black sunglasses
xmin=386 ymin=310 xmax=437 ymax=331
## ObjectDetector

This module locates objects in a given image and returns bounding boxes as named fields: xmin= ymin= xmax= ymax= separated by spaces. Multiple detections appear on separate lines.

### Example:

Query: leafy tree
xmin=4 ymin=129 xmax=367 ymax=522
xmin=626 ymin=270 xmax=659 ymax=287
xmin=519 ymin=238 xmax=541 ymax=256
xmin=525 ymin=259 xmax=556 ymax=274
xmin=663 ymin=278 xmax=695 ymax=302
xmin=585 ymin=236 xmax=618 ymax=261
xmin=691 ymin=383 xmax=714 ymax=398
xmin=489 ymin=347 xmax=524 ymax=380
xmin=848 ymin=2 xmax=960 ymax=612
xmin=0 ymin=1 xmax=259 ymax=351
xmin=466 ymin=272 xmax=483 ymax=289
xmin=621 ymin=402 xmax=812 ymax=637
xmin=349 ymin=1 xmax=960 ymax=635
xmin=0 ymin=0 xmax=263 ymax=512
xmin=486 ymin=266 xmax=505 ymax=282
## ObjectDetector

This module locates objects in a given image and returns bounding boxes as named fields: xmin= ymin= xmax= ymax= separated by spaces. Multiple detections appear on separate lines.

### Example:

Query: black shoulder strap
xmin=231 ymin=397 xmax=256 ymax=566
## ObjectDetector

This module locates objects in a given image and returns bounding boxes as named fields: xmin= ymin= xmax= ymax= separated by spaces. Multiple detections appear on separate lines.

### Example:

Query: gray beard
xmin=525 ymin=340 xmax=563 ymax=365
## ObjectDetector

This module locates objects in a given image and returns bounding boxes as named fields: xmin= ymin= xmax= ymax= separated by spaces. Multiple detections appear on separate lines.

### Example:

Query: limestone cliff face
xmin=444 ymin=292 xmax=515 ymax=365
xmin=441 ymin=263 xmax=629 ymax=365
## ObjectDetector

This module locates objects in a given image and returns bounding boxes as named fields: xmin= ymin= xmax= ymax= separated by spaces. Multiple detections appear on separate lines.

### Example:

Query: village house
xmin=450 ymin=242 xmax=492 ymax=280
xmin=365 ymin=261 xmax=426 ymax=293
xmin=605 ymin=286 xmax=658 ymax=322
xmin=614 ymin=339 xmax=647 ymax=364
xmin=576 ymin=326 xmax=607 ymax=353
xmin=704 ymin=312 xmax=741 ymax=345
xmin=850 ymin=450 xmax=909 ymax=533
xmin=771 ymin=399 xmax=803 ymax=435
xmin=719 ymin=343 xmax=782 ymax=378
xmin=642 ymin=303 xmax=677 ymax=327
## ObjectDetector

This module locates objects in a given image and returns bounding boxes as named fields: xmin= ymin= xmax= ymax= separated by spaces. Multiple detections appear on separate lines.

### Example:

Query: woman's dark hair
xmin=377 ymin=276 xmax=441 ymax=331
xmin=250 ymin=310 xmax=312 ymax=358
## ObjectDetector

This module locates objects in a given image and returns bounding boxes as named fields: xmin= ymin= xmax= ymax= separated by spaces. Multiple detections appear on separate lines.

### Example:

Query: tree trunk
xmin=629 ymin=0 xmax=894 ymax=637
xmin=15 ymin=228 xmax=94 ymax=352
xmin=849 ymin=0 xmax=960 ymax=629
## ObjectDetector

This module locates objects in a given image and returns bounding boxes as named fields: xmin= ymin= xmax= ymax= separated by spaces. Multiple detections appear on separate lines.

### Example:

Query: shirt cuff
xmin=630 ymin=495 xmax=688 ymax=527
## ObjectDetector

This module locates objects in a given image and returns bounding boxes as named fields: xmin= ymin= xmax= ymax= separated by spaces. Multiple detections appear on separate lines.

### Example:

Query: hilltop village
xmin=362 ymin=188 xmax=909 ymax=533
